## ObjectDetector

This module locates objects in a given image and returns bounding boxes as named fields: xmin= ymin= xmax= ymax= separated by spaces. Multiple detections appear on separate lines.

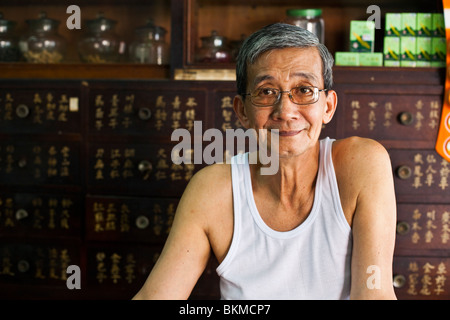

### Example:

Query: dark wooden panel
xmin=85 ymin=195 xmax=179 ymax=243
xmin=389 ymin=149 xmax=450 ymax=203
xmin=393 ymin=256 xmax=450 ymax=300
xmin=0 ymin=140 xmax=82 ymax=186
xmin=395 ymin=204 xmax=450 ymax=254
xmin=0 ymin=86 xmax=82 ymax=134
xmin=0 ymin=192 xmax=82 ymax=239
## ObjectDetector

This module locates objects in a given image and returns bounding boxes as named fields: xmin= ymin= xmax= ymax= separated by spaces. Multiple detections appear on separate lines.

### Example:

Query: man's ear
xmin=323 ymin=90 xmax=337 ymax=125
xmin=233 ymin=95 xmax=251 ymax=128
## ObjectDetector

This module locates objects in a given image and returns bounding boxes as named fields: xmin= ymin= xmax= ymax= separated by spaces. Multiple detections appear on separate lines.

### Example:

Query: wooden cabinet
xmin=0 ymin=0 xmax=448 ymax=300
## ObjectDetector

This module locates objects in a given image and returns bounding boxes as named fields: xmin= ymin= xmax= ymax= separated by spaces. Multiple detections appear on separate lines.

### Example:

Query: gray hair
xmin=236 ymin=23 xmax=334 ymax=96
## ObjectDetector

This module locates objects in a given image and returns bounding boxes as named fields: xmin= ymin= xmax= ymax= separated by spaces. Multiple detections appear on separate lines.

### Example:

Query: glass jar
xmin=0 ymin=13 xmax=20 ymax=62
xmin=285 ymin=9 xmax=325 ymax=44
xmin=78 ymin=13 xmax=125 ymax=63
xmin=196 ymin=30 xmax=231 ymax=63
xmin=129 ymin=19 xmax=169 ymax=65
xmin=20 ymin=12 xmax=66 ymax=63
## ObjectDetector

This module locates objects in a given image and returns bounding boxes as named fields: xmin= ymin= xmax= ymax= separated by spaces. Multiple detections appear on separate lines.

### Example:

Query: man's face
xmin=234 ymin=47 xmax=337 ymax=158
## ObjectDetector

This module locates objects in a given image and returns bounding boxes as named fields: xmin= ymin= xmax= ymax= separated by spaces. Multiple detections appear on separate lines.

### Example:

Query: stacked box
xmin=383 ymin=37 xmax=400 ymax=67
xmin=431 ymin=37 xmax=446 ymax=67
xmin=417 ymin=13 xmax=433 ymax=37
xmin=335 ymin=52 xmax=359 ymax=66
xmin=416 ymin=37 xmax=432 ymax=67
xmin=401 ymin=13 xmax=417 ymax=36
xmin=401 ymin=36 xmax=417 ymax=67
xmin=432 ymin=13 xmax=445 ymax=37
xmin=385 ymin=13 xmax=402 ymax=37
xmin=350 ymin=21 xmax=375 ymax=52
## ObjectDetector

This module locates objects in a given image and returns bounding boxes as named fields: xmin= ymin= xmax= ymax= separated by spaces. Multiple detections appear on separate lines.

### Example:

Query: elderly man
xmin=133 ymin=23 xmax=397 ymax=300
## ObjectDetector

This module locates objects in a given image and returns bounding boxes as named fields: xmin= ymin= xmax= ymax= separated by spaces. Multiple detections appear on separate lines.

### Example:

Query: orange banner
xmin=436 ymin=0 xmax=450 ymax=161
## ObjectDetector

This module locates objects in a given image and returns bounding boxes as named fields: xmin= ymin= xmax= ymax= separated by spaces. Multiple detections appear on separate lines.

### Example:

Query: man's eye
xmin=259 ymin=88 xmax=277 ymax=96
xmin=298 ymin=87 xmax=313 ymax=94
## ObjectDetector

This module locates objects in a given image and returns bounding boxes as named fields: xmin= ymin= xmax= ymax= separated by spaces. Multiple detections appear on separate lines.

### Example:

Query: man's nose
xmin=272 ymin=92 xmax=299 ymax=120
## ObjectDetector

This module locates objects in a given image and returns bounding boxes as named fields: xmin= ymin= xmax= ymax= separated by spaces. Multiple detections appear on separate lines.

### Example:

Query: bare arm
xmin=339 ymin=137 xmax=397 ymax=299
xmin=132 ymin=165 xmax=224 ymax=299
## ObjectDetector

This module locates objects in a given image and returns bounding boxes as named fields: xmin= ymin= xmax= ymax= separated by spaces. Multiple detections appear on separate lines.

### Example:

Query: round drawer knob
xmin=15 ymin=209 xmax=29 ymax=220
xmin=16 ymin=104 xmax=30 ymax=119
xmin=17 ymin=260 xmax=30 ymax=273
xmin=398 ymin=112 xmax=414 ymax=126
xmin=135 ymin=215 xmax=150 ymax=229
xmin=138 ymin=107 xmax=152 ymax=121
xmin=18 ymin=158 xmax=27 ymax=168
xmin=396 ymin=221 xmax=410 ymax=235
xmin=396 ymin=165 xmax=412 ymax=180
xmin=138 ymin=160 xmax=152 ymax=173
xmin=393 ymin=274 xmax=406 ymax=288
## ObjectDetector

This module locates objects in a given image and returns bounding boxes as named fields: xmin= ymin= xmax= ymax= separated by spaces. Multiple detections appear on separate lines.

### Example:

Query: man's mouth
xmin=273 ymin=129 xmax=303 ymax=137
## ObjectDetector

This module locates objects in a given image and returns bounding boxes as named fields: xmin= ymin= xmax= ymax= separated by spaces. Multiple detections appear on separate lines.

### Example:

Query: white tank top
xmin=216 ymin=137 xmax=352 ymax=300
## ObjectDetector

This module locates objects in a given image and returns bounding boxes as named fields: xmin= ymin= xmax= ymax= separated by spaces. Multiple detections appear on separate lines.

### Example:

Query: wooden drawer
xmin=393 ymin=256 xmax=450 ymax=300
xmin=0 ymin=242 xmax=81 ymax=286
xmin=87 ymin=83 xmax=207 ymax=138
xmin=395 ymin=204 xmax=450 ymax=254
xmin=87 ymin=142 xmax=201 ymax=197
xmin=86 ymin=195 xmax=178 ymax=243
xmin=0 ymin=192 xmax=82 ymax=239
xmin=0 ymin=140 xmax=81 ymax=186
xmin=333 ymin=82 xmax=443 ymax=148
xmin=0 ymin=86 xmax=81 ymax=134
xmin=389 ymin=149 xmax=450 ymax=203
xmin=86 ymin=244 xmax=219 ymax=299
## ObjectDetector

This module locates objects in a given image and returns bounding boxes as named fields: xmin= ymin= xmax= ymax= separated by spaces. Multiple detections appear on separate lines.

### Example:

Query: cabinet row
xmin=0 ymin=141 xmax=448 ymax=201
xmin=0 ymin=193 xmax=449 ymax=248
xmin=0 ymin=239 xmax=449 ymax=300
xmin=0 ymin=81 xmax=444 ymax=146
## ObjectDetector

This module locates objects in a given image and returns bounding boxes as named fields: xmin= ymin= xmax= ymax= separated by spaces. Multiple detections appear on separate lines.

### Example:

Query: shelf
xmin=0 ymin=63 xmax=170 ymax=79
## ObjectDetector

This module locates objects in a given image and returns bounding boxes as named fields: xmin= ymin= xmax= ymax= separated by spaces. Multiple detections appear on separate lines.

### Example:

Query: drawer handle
xmin=398 ymin=111 xmax=414 ymax=126
xmin=396 ymin=221 xmax=410 ymax=235
xmin=396 ymin=165 xmax=412 ymax=180
xmin=16 ymin=104 xmax=30 ymax=119
xmin=393 ymin=274 xmax=406 ymax=288
xmin=138 ymin=107 xmax=152 ymax=121
xmin=138 ymin=160 xmax=153 ymax=180
xmin=17 ymin=260 xmax=30 ymax=273
xmin=135 ymin=215 xmax=150 ymax=229
xmin=138 ymin=160 xmax=153 ymax=173
xmin=15 ymin=209 xmax=29 ymax=220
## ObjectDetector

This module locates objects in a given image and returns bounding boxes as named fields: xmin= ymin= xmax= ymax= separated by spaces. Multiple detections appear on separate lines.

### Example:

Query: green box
xmin=416 ymin=37 xmax=432 ymax=67
xmin=417 ymin=13 xmax=433 ymax=37
xmin=431 ymin=37 xmax=446 ymax=67
xmin=383 ymin=37 xmax=400 ymax=67
xmin=335 ymin=52 xmax=359 ymax=66
xmin=359 ymin=52 xmax=383 ymax=66
xmin=432 ymin=13 xmax=445 ymax=37
xmin=385 ymin=13 xmax=402 ymax=37
xmin=400 ymin=36 xmax=417 ymax=67
xmin=401 ymin=13 xmax=417 ymax=36
xmin=350 ymin=20 xmax=375 ymax=52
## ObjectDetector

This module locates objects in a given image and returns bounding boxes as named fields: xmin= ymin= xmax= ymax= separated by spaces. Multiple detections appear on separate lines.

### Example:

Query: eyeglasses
xmin=242 ymin=86 xmax=327 ymax=107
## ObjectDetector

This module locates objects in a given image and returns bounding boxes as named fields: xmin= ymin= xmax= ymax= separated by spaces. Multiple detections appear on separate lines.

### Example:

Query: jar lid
xmin=0 ymin=12 xmax=16 ymax=32
xmin=135 ymin=19 xmax=167 ymax=40
xmin=86 ymin=12 xmax=117 ymax=32
xmin=286 ymin=8 xmax=322 ymax=18
xmin=201 ymin=30 xmax=227 ymax=47
xmin=26 ymin=12 xmax=60 ymax=31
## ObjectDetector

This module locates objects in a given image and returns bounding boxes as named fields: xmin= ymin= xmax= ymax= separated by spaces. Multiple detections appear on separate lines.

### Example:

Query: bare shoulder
xmin=177 ymin=163 xmax=233 ymax=227
xmin=331 ymin=136 xmax=394 ymax=227
xmin=332 ymin=136 xmax=392 ymax=175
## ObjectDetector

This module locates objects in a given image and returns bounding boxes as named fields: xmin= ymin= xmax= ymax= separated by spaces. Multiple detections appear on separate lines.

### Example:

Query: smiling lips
xmin=272 ymin=129 xmax=303 ymax=137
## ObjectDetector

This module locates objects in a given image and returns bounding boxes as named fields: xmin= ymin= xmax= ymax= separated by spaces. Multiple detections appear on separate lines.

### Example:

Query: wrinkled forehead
xmin=247 ymin=47 xmax=324 ymax=89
